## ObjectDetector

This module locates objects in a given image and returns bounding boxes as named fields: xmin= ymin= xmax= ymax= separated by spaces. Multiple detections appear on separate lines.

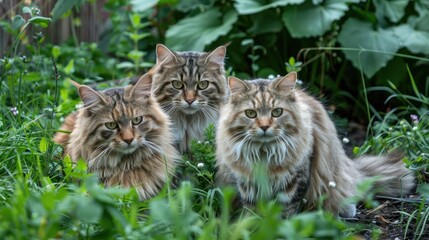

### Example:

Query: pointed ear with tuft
xmin=272 ymin=72 xmax=297 ymax=91
xmin=77 ymin=84 xmax=107 ymax=107
xmin=228 ymin=76 xmax=249 ymax=95
xmin=205 ymin=45 xmax=227 ymax=66
xmin=130 ymin=72 xmax=152 ymax=98
xmin=156 ymin=44 xmax=177 ymax=65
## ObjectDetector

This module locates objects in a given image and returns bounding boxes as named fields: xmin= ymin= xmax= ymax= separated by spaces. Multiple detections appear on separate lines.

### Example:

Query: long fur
xmin=54 ymin=73 xmax=179 ymax=200
xmin=216 ymin=72 xmax=415 ymax=217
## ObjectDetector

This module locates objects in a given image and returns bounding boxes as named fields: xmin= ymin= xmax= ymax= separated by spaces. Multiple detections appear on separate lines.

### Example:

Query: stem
xmin=298 ymin=47 xmax=429 ymax=63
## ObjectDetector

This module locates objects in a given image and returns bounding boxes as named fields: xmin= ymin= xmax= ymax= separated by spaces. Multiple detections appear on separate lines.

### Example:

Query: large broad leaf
xmin=234 ymin=0 xmax=304 ymax=15
xmin=338 ymin=18 xmax=400 ymax=78
xmin=392 ymin=14 xmax=429 ymax=55
xmin=373 ymin=0 xmax=408 ymax=23
xmin=282 ymin=0 xmax=356 ymax=38
xmin=165 ymin=8 xmax=238 ymax=51
xmin=248 ymin=9 xmax=283 ymax=35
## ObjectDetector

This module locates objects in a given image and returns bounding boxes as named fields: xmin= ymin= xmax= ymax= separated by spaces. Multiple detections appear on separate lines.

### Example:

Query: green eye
xmin=272 ymin=108 xmax=283 ymax=117
xmin=132 ymin=116 xmax=143 ymax=125
xmin=245 ymin=109 xmax=257 ymax=118
xmin=105 ymin=122 xmax=118 ymax=130
xmin=172 ymin=80 xmax=184 ymax=89
xmin=197 ymin=81 xmax=209 ymax=90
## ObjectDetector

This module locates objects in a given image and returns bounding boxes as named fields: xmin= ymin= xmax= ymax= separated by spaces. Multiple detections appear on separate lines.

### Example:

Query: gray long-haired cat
xmin=150 ymin=44 xmax=229 ymax=154
xmin=54 ymin=73 xmax=179 ymax=200
xmin=216 ymin=72 xmax=415 ymax=217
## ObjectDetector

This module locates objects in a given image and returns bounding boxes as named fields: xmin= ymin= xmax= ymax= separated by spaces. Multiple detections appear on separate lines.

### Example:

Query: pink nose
xmin=185 ymin=98 xmax=195 ymax=104
xmin=123 ymin=138 xmax=134 ymax=144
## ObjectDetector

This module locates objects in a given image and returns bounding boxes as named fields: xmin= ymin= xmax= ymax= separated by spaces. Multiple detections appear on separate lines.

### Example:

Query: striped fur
xmin=54 ymin=73 xmax=179 ymax=200
xmin=150 ymin=44 xmax=228 ymax=153
xmin=216 ymin=72 xmax=415 ymax=217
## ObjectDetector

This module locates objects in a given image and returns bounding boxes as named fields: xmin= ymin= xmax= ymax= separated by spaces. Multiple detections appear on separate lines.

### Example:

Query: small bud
xmin=342 ymin=137 xmax=350 ymax=144
xmin=197 ymin=163 xmax=204 ymax=168
xmin=329 ymin=181 xmax=336 ymax=188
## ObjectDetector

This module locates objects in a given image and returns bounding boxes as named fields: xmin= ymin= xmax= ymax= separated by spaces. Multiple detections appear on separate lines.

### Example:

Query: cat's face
xmin=224 ymin=73 xmax=299 ymax=144
xmin=151 ymin=44 xmax=228 ymax=115
xmin=74 ymin=74 xmax=169 ymax=159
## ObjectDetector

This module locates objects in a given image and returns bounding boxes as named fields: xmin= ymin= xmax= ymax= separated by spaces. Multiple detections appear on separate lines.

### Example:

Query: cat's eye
xmin=245 ymin=109 xmax=257 ymax=118
xmin=132 ymin=116 xmax=143 ymax=125
xmin=197 ymin=81 xmax=209 ymax=90
xmin=271 ymin=108 xmax=283 ymax=117
xmin=105 ymin=122 xmax=118 ymax=130
xmin=172 ymin=80 xmax=184 ymax=89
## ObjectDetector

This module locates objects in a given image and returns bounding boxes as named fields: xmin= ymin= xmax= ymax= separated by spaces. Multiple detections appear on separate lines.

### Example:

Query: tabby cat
xmin=150 ymin=44 xmax=228 ymax=153
xmin=54 ymin=73 xmax=179 ymax=200
xmin=215 ymin=72 xmax=415 ymax=217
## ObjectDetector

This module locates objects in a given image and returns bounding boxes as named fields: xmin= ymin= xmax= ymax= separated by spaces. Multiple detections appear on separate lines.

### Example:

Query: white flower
xmin=412 ymin=126 xmax=418 ymax=131
xmin=342 ymin=137 xmax=350 ymax=144
xmin=329 ymin=181 xmax=336 ymax=188
xmin=197 ymin=163 xmax=204 ymax=168
xmin=204 ymin=141 xmax=209 ymax=145
xmin=296 ymin=80 xmax=303 ymax=85
xmin=197 ymin=141 xmax=202 ymax=144
xmin=75 ymin=103 xmax=84 ymax=109
xmin=268 ymin=74 xmax=275 ymax=79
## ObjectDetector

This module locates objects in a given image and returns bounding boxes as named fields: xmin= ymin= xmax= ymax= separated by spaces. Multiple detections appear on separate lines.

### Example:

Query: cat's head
xmin=223 ymin=72 xmax=299 ymax=144
xmin=72 ymin=73 xmax=170 ymax=158
xmin=151 ymin=44 xmax=228 ymax=115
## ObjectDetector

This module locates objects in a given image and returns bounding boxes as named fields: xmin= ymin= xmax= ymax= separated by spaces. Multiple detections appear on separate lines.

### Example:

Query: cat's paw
xmin=339 ymin=203 xmax=356 ymax=218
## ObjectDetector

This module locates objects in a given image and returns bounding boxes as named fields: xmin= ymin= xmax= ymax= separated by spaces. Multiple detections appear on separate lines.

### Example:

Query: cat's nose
xmin=185 ymin=98 xmax=195 ymax=105
xmin=260 ymin=126 xmax=269 ymax=132
xmin=123 ymin=138 xmax=134 ymax=144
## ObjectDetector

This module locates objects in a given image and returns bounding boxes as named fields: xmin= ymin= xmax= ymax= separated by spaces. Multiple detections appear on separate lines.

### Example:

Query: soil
xmin=342 ymin=122 xmax=428 ymax=240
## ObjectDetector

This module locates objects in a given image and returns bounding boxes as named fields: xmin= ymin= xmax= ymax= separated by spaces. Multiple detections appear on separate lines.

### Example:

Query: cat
xmin=54 ymin=73 xmax=179 ymax=200
xmin=215 ymin=72 xmax=415 ymax=217
xmin=149 ymin=44 xmax=229 ymax=154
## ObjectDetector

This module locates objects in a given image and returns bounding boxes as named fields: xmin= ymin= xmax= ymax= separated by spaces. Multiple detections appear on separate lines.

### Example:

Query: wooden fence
xmin=1 ymin=0 xmax=110 ymax=56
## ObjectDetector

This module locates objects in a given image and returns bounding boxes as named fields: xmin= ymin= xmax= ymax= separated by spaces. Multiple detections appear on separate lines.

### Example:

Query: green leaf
xmin=39 ymin=137 xmax=48 ymax=153
xmin=338 ymin=18 xmax=400 ymax=78
xmin=76 ymin=198 xmax=103 ymax=223
xmin=51 ymin=0 xmax=78 ymax=21
xmin=373 ymin=0 xmax=408 ymax=23
xmin=22 ymin=6 xmax=32 ymax=16
xmin=248 ymin=10 xmax=283 ymax=35
xmin=234 ymin=0 xmax=304 ymax=15
xmin=282 ymin=0 xmax=354 ymax=38
xmin=52 ymin=45 xmax=61 ymax=59
xmin=130 ymin=0 xmax=158 ymax=12
xmin=165 ymin=8 xmax=238 ymax=51
xmin=64 ymin=59 xmax=75 ymax=74
xmin=12 ymin=15 xmax=25 ymax=30
xmin=392 ymin=24 xmax=429 ymax=55
xmin=28 ymin=16 xmax=52 ymax=28
xmin=176 ymin=0 xmax=214 ymax=12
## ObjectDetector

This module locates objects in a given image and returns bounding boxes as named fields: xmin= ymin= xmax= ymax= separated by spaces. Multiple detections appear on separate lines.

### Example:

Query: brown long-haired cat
xmin=215 ymin=72 xmax=415 ymax=217
xmin=149 ymin=44 xmax=229 ymax=153
xmin=54 ymin=73 xmax=179 ymax=200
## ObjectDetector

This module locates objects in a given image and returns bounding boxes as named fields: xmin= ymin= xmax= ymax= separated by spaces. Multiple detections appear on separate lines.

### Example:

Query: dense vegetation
xmin=0 ymin=0 xmax=428 ymax=239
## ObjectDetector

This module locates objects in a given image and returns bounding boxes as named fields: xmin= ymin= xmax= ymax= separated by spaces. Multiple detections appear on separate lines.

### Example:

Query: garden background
xmin=1 ymin=0 xmax=428 ymax=239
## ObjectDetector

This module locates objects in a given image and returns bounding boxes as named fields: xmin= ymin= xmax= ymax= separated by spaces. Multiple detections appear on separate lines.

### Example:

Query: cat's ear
xmin=228 ymin=76 xmax=249 ymax=94
xmin=205 ymin=45 xmax=227 ymax=66
xmin=156 ymin=44 xmax=177 ymax=65
xmin=70 ymin=80 xmax=106 ymax=107
xmin=272 ymin=72 xmax=297 ymax=91
xmin=129 ymin=72 xmax=152 ymax=98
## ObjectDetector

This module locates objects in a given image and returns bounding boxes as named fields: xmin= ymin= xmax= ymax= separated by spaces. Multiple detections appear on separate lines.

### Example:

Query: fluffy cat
xmin=149 ymin=44 xmax=229 ymax=153
xmin=215 ymin=72 xmax=415 ymax=217
xmin=54 ymin=73 xmax=179 ymax=200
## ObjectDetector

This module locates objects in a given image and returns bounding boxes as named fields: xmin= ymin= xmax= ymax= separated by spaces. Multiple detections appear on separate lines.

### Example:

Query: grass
xmin=1 ymin=10 xmax=429 ymax=240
